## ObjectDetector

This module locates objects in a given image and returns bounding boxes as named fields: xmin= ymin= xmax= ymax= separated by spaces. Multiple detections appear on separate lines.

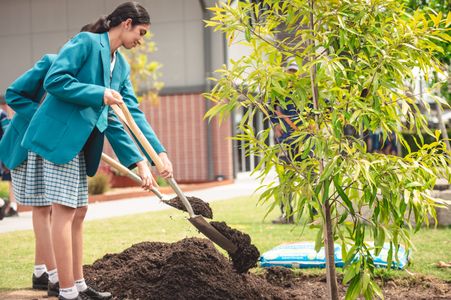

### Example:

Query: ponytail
xmin=80 ymin=2 xmax=149 ymax=33
xmin=80 ymin=16 xmax=110 ymax=33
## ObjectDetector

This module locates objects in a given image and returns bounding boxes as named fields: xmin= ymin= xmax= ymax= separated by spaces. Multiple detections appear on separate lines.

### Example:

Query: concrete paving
xmin=0 ymin=172 xmax=266 ymax=234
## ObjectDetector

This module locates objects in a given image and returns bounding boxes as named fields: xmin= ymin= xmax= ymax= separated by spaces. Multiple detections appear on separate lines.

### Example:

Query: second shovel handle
xmin=101 ymin=153 xmax=166 ymax=200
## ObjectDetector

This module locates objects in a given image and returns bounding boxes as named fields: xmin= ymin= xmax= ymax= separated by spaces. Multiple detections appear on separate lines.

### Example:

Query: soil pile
xmin=210 ymin=221 xmax=260 ymax=273
xmin=84 ymin=238 xmax=286 ymax=300
xmin=84 ymin=238 xmax=451 ymax=300
xmin=164 ymin=196 xmax=213 ymax=219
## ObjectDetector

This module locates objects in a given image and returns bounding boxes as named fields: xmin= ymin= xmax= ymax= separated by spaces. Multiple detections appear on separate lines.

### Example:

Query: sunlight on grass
xmin=0 ymin=195 xmax=450 ymax=290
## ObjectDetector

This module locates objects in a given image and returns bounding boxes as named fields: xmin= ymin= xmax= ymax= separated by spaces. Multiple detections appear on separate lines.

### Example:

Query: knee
xmin=32 ymin=206 xmax=52 ymax=218
xmin=74 ymin=206 xmax=88 ymax=222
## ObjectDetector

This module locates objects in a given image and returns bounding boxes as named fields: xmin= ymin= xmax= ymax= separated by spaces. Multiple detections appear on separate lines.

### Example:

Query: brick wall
xmin=104 ymin=93 xmax=233 ymax=183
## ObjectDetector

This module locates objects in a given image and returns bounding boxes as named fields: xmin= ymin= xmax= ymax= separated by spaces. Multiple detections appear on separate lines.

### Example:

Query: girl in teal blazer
xmin=0 ymin=50 xmax=171 ymax=297
xmin=20 ymin=3 xmax=170 ymax=300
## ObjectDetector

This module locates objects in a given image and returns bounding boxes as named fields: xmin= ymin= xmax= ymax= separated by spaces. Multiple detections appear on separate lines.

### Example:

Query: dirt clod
xmin=163 ymin=196 xmax=213 ymax=219
xmin=265 ymin=266 xmax=294 ymax=288
xmin=210 ymin=221 xmax=260 ymax=273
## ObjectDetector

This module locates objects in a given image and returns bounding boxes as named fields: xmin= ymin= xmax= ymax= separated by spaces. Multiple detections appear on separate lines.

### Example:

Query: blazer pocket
xmin=30 ymin=115 xmax=67 ymax=152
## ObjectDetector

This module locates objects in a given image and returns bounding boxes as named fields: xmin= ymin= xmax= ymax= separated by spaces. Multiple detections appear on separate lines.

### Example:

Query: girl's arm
xmin=5 ymin=54 xmax=55 ymax=121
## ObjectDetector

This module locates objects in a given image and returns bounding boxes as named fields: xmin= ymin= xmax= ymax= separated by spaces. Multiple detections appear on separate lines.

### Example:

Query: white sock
xmin=75 ymin=278 xmax=88 ymax=292
xmin=10 ymin=202 xmax=17 ymax=210
xmin=0 ymin=198 xmax=5 ymax=207
xmin=60 ymin=286 xmax=78 ymax=299
xmin=47 ymin=269 xmax=59 ymax=284
xmin=34 ymin=264 xmax=47 ymax=277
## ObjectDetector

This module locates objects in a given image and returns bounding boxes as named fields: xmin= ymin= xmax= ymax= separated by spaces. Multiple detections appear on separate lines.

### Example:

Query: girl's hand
xmin=158 ymin=152 xmax=173 ymax=179
xmin=103 ymin=88 xmax=123 ymax=106
xmin=136 ymin=160 xmax=154 ymax=191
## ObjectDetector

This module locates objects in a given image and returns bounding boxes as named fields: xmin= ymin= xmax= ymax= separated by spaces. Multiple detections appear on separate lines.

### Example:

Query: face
xmin=121 ymin=19 xmax=150 ymax=49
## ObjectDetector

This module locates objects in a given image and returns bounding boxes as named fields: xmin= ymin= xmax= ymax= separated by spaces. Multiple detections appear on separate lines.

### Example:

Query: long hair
xmin=81 ymin=2 xmax=150 ymax=33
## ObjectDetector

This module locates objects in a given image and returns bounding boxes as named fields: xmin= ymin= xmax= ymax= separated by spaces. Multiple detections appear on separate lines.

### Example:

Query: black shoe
xmin=32 ymin=272 xmax=48 ymax=290
xmin=58 ymin=295 xmax=90 ymax=300
xmin=80 ymin=286 xmax=112 ymax=300
xmin=0 ymin=203 xmax=6 ymax=221
xmin=48 ymin=281 xmax=59 ymax=297
xmin=5 ymin=207 xmax=18 ymax=217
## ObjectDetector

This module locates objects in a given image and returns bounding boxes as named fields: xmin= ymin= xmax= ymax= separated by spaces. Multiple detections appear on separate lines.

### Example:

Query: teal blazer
xmin=0 ymin=54 xmax=56 ymax=170
xmin=21 ymin=32 xmax=164 ymax=176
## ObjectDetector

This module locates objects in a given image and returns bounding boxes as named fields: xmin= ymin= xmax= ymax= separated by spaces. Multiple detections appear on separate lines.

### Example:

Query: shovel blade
xmin=189 ymin=216 xmax=238 ymax=254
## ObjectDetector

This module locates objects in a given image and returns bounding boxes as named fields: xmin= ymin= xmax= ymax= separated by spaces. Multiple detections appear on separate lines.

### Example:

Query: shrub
xmin=0 ymin=181 xmax=9 ymax=201
xmin=88 ymin=172 xmax=111 ymax=195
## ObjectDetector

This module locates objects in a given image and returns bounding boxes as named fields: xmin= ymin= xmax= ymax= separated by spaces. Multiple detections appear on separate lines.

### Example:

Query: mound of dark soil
xmin=164 ymin=196 xmax=213 ymax=219
xmin=84 ymin=238 xmax=451 ymax=300
xmin=210 ymin=221 xmax=260 ymax=273
xmin=84 ymin=238 xmax=286 ymax=300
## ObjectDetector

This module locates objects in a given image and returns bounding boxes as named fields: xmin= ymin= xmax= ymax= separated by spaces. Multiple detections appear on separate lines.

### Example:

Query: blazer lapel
xmin=99 ymin=32 xmax=111 ymax=88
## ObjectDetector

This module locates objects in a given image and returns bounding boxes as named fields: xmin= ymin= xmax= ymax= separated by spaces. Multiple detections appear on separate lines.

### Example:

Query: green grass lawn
xmin=0 ymin=195 xmax=450 ymax=291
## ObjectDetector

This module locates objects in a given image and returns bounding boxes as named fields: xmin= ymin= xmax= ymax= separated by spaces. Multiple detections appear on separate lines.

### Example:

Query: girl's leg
xmin=33 ymin=206 xmax=56 ymax=270
xmin=72 ymin=206 xmax=88 ymax=280
xmin=51 ymin=203 xmax=76 ymax=289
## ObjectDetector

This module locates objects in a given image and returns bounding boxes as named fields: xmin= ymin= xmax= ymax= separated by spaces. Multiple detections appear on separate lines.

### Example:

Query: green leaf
xmin=333 ymin=174 xmax=355 ymax=215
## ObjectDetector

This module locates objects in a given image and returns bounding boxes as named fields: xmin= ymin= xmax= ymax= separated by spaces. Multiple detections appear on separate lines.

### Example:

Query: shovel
xmin=101 ymin=153 xmax=171 ymax=201
xmin=111 ymin=103 xmax=238 ymax=254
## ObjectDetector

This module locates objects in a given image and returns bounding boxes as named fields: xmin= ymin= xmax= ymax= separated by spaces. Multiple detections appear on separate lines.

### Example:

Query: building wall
xmin=0 ymin=0 xmax=234 ymax=182
xmin=0 ymin=0 xmax=205 ymax=94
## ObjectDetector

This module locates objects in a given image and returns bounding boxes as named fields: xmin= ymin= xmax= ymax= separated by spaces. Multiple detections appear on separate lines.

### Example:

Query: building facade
xmin=0 ymin=0 xmax=234 ymax=183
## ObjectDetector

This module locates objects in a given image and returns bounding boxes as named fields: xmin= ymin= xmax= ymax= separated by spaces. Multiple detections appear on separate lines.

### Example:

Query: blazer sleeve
xmin=5 ymin=54 xmax=55 ymax=121
xmin=44 ymin=33 xmax=105 ymax=108
xmin=120 ymin=76 xmax=166 ymax=156
xmin=104 ymin=107 xmax=144 ymax=169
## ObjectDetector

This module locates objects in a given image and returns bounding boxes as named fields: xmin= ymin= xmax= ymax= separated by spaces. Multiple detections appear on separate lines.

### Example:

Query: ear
xmin=123 ymin=18 xmax=133 ymax=30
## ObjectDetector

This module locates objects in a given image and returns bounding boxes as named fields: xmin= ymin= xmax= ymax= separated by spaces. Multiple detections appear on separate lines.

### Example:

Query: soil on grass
xmin=163 ymin=196 xmax=213 ymax=219
xmin=84 ymin=238 xmax=284 ymax=300
xmin=210 ymin=221 xmax=260 ymax=273
xmin=83 ymin=238 xmax=451 ymax=300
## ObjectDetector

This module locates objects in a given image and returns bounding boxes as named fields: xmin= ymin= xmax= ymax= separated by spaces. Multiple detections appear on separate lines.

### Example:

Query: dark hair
xmin=81 ymin=2 xmax=150 ymax=33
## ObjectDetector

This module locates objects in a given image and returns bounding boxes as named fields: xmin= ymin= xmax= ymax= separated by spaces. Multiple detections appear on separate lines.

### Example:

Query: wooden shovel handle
xmin=101 ymin=153 xmax=166 ymax=200
xmin=111 ymin=104 xmax=165 ymax=172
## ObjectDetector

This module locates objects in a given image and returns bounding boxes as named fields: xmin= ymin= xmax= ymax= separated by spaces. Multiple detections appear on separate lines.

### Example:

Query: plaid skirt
xmin=11 ymin=152 xmax=88 ymax=208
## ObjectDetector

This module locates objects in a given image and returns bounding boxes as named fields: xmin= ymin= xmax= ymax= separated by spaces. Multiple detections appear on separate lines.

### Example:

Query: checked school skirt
xmin=11 ymin=152 xmax=88 ymax=208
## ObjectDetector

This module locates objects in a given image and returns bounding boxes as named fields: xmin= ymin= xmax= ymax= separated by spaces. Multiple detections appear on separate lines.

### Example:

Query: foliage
xmin=121 ymin=32 xmax=164 ymax=104
xmin=88 ymin=172 xmax=111 ymax=195
xmin=404 ymin=0 xmax=451 ymax=102
xmin=205 ymin=0 xmax=451 ymax=299
xmin=0 ymin=181 xmax=9 ymax=201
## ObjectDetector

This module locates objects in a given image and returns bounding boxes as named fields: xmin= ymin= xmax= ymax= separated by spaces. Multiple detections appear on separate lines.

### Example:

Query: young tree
xmin=205 ymin=0 xmax=451 ymax=299
xmin=121 ymin=32 xmax=164 ymax=104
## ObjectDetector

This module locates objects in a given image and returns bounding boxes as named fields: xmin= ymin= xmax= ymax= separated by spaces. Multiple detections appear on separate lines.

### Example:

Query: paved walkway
xmin=0 ymin=172 xmax=266 ymax=234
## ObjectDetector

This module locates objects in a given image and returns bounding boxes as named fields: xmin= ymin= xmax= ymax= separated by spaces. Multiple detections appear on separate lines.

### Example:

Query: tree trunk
xmin=323 ymin=196 xmax=339 ymax=300
xmin=309 ymin=1 xmax=339 ymax=299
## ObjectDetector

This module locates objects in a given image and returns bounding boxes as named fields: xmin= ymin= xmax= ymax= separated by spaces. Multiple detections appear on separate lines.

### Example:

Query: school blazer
xmin=0 ymin=54 xmax=56 ymax=169
xmin=21 ymin=32 xmax=161 ymax=176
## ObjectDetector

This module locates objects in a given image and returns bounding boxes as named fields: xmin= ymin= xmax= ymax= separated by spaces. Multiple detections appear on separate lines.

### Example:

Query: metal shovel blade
xmin=188 ymin=215 xmax=238 ymax=254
